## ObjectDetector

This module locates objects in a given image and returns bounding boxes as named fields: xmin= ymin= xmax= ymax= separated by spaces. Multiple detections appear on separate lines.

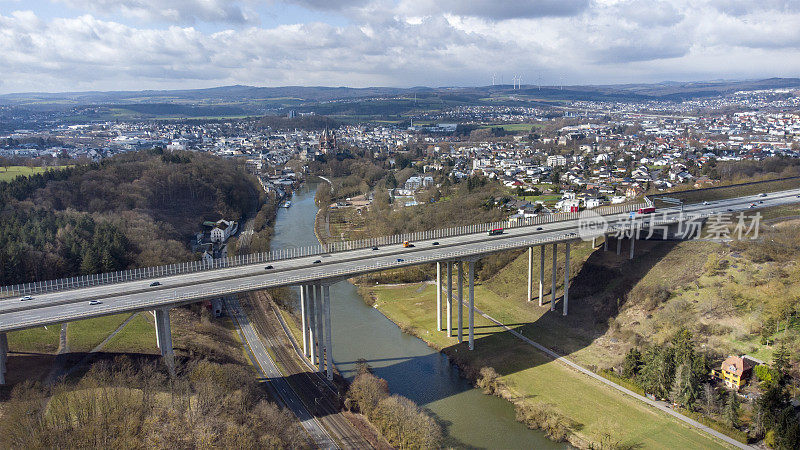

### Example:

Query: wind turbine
xmin=491 ymin=73 xmax=497 ymax=86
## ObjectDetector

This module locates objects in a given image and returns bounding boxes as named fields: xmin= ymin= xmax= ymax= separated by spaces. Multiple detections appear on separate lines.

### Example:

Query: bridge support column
xmin=527 ymin=247 xmax=533 ymax=302
xmin=468 ymin=260 xmax=475 ymax=351
xmin=300 ymin=285 xmax=308 ymax=357
xmin=308 ymin=286 xmax=317 ymax=365
xmin=155 ymin=308 xmax=174 ymax=371
xmin=457 ymin=261 xmax=464 ymax=343
xmin=323 ymin=284 xmax=333 ymax=381
xmin=315 ymin=284 xmax=324 ymax=372
xmin=616 ymin=236 xmax=622 ymax=255
xmin=551 ymin=243 xmax=557 ymax=311
xmin=563 ymin=243 xmax=570 ymax=316
xmin=603 ymin=234 xmax=608 ymax=251
xmin=436 ymin=262 xmax=442 ymax=331
xmin=629 ymin=237 xmax=635 ymax=260
xmin=539 ymin=245 xmax=545 ymax=306
xmin=446 ymin=262 xmax=453 ymax=337
xmin=0 ymin=332 xmax=7 ymax=385
xmin=592 ymin=237 xmax=597 ymax=248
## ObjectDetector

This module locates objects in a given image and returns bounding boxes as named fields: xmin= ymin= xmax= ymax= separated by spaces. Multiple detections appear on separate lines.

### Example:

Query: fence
xmin=0 ymin=202 xmax=646 ymax=298
xmin=4 ymin=208 xmax=719 ymax=332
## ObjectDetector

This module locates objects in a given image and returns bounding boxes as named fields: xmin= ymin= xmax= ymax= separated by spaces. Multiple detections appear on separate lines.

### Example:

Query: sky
xmin=0 ymin=0 xmax=798 ymax=94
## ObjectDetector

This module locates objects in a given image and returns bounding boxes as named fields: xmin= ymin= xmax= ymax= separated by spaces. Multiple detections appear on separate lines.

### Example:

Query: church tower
xmin=319 ymin=127 xmax=337 ymax=154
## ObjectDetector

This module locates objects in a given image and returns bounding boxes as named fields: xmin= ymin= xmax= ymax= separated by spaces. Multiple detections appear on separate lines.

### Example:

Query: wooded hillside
xmin=0 ymin=149 xmax=262 ymax=285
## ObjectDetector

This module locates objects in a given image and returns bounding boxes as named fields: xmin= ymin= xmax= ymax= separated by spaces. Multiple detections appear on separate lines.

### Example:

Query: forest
xmin=0 ymin=149 xmax=262 ymax=285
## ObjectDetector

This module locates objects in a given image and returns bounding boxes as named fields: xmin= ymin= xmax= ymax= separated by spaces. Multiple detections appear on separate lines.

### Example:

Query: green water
xmin=271 ymin=183 xmax=568 ymax=449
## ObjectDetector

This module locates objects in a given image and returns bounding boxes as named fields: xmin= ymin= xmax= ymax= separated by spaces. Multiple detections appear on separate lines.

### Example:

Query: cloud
xmin=2 ymin=1 xmax=800 ymax=93
xmin=55 ymin=0 xmax=258 ymax=24
xmin=398 ymin=0 xmax=589 ymax=21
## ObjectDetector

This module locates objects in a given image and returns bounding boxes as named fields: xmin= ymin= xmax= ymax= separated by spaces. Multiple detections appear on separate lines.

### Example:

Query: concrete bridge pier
xmin=629 ymin=237 xmax=635 ymax=260
xmin=154 ymin=308 xmax=174 ymax=371
xmin=616 ymin=236 xmax=622 ymax=255
xmin=457 ymin=261 xmax=464 ymax=343
xmin=315 ymin=284 xmax=324 ymax=373
xmin=603 ymin=234 xmax=608 ymax=251
xmin=436 ymin=262 xmax=443 ymax=331
xmin=300 ymin=285 xmax=308 ymax=357
xmin=0 ymin=332 xmax=7 ymax=385
xmin=551 ymin=243 xmax=557 ymax=311
xmin=539 ymin=245 xmax=545 ymax=306
xmin=323 ymin=284 xmax=333 ymax=381
xmin=563 ymin=242 xmax=571 ymax=316
xmin=446 ymin=261 xmax=453 ymax=337
xmin=527 ymin=247 xmax=533 ymax=302
xmin=468 ymin=260 xmax=476 ymax=351
xmin=307 ymin=285 xmax=317 ymax=365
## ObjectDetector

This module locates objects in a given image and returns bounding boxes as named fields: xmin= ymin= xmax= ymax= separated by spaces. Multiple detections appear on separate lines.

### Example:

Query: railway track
xmin=241 ymin=291 xmax=380 ymax=449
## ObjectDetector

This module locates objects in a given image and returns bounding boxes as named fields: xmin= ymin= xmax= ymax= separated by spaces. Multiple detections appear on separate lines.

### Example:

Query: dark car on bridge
xmin=150 ymin=281 xmax=161 ymax=287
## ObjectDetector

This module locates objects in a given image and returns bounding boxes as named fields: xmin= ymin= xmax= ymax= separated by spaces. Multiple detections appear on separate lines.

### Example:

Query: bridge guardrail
xmin=2 ymin=211 xmax=711 ymax=332
xmin=0 ymin=202 xmax=646 ymax=299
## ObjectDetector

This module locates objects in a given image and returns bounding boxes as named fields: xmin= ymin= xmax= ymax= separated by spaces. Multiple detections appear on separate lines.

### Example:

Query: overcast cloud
xmin=0 ymin=0 xmax=798 ymax=93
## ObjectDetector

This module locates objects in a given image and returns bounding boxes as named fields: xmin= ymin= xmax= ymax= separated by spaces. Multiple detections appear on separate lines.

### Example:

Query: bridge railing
xmin=0 ymin=202 xmax=646 ymax=299
xmin=4 ymin=211 xmax=714 ymax=332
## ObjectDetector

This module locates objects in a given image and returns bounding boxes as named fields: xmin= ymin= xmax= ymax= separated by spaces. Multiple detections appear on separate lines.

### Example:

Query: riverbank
xmin=297 ymin=183 xmax=563 ymax=448
xmin=358 ymin=276 xmax=735 ymax=449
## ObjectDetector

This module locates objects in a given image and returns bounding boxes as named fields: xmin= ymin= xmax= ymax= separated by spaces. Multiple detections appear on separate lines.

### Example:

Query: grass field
xmin=0 ymin=166 xmax=57 ymax=182
xmin=103 ymin=313 xmax=158 ymax=353
xmin=66 ymin=314 xmax=134 ymax=352
xmin=519 ymin=194 xmax=561 ymax=204
xmin=7 ymin=325 xmax=61 ymax=353
xmin=366 ymin=275 xmax=729 ymax=448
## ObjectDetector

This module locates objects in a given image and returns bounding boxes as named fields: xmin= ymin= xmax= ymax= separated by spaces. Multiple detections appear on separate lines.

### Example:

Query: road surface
xmin=1 ymin=188 xmax=799 ymax=332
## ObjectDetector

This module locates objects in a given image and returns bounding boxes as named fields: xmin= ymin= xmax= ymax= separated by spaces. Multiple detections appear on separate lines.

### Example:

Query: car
xmin=727 ymin=208 xmax=733 ymax=212
xmin=264 ymin=265 xmax=274 ymax=270
xmin=396 ymin=258 xmax=405 ymax=262
xmin=749 ymin=203 xmax=756 ymax=208
xmin=536 ymin=227 xmax=543 ymax=231
xmin=759 ymin=200 xmax=764 ymax=204
xmin=432 ymin=241 xmax=440 ymax=246
xmin=19 ymin=295 xmax=33 ymax=301
xmin=372 ymin=246 xmax=379 ymax=250
xmin=150 ymin=281 xmax=161 ymax=287
xmin=703 ymin=201 xmax=709 ymax=205
xmin=313 ymin=260 xmax=322 ymax=264
xmin=760 ymin=193 xmax=768 ymax=197
xmin=89 ymin=300 xmax=102 ymax=306
xmin=402 ymin=241 xmax=414 ymax=248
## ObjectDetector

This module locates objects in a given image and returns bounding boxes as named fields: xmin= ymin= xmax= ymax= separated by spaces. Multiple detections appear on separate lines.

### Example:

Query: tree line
xmin=344 ymin=361 xmax=442 ymax=449
xmin=621 ymin=328 xmax=799 ymax=447
xmin=0 ymin=149 xmax=263 ymax=285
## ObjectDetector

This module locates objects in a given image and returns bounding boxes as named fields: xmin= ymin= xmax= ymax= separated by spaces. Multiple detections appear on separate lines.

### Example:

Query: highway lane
xmin=226 ymin=296 xmax=339 ymax=450
xmin=2 ymin=188 xmax=799 ymax=332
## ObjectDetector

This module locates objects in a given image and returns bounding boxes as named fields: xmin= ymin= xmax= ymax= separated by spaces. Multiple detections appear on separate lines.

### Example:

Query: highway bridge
xmin=1 ymin=188 xmax=800 ymax=385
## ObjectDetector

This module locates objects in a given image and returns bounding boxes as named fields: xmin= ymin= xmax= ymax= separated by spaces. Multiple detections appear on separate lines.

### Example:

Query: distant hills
xmin=2 ymin=78 xmax=799 ymax=106
xmin=1 ymin=78 xmax=798 ymax=122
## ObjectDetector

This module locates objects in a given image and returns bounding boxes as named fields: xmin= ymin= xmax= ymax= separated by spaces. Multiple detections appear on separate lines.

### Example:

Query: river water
xmin=271 ymin=183 xmax=565 ymax=449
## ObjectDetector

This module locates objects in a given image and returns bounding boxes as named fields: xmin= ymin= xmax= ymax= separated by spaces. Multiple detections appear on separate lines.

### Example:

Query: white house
xmin=210 ymin=219 xmax=238 ymax=243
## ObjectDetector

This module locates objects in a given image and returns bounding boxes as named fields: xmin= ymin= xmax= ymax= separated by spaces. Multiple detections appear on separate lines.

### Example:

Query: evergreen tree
xmin=724 ymin=391 xmax=740 ymax=429
xmin=773 ymin=343 xmax=790 ymax=377
xmin=774 ymin=406 xmax=800 ymax=450
xmin=622 ymin=348 xmax=642 ymax=378
xmin=701 ymin=383 xmax=717 ymax=415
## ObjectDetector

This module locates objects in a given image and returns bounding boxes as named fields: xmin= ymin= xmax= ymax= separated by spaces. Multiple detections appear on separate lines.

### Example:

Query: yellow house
xmin=711 ymin=355 xmax=754 ymax=390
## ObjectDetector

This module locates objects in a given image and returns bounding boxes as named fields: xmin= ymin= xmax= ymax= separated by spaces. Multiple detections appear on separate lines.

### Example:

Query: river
xmin=270 ymin=182 xmax=566 ymax=449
